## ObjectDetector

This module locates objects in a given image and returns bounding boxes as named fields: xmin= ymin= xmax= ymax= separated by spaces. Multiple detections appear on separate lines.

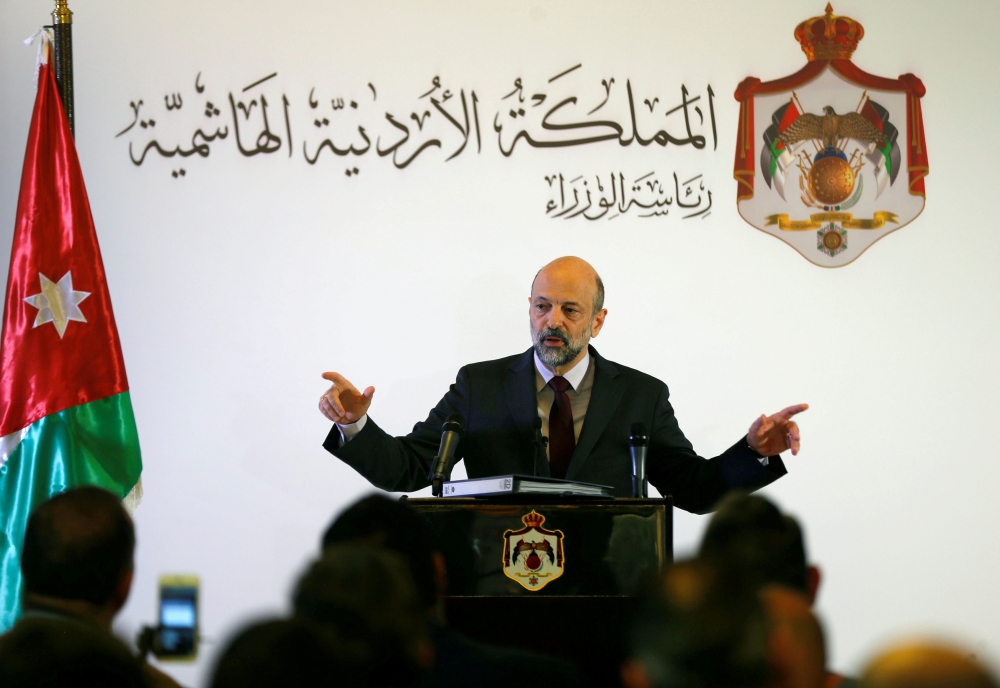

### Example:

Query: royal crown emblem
xmin=734 ymin=4 xmax=928 ymax=267
xmin=502 ymin=510 xmax=565 ymax=591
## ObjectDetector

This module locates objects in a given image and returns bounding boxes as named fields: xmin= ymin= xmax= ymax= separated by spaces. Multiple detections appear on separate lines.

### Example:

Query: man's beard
xmin=531 ymin=324 xmax=591 ymax=369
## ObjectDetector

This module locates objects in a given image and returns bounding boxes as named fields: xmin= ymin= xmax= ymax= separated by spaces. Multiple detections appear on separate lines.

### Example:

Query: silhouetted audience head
xmin=293 ymin=542 xmax=428 ymax=687
xmin=0 ymin=615 xmax=147 ymax=688
xmin=21 ymin=486 xmax=135 ymax=607
xmin=699 ymin=492 xmax=818 ymax=602
xmin=623 ymin=559 xmax=769 ymax=688
xmin=209 ymin=617 xmax=371 ymax=688
xmin=860 ymin=641 xmax=999 ymax=688
xmin=321 ymin=493 xmax=438 ymax=610
xmin=760 ymin=585 xmax=826 ymax=688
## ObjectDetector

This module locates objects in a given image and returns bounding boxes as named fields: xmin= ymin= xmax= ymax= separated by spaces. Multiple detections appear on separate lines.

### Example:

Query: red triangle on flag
xmin=0 ymin=61 xmax=129 ymax=437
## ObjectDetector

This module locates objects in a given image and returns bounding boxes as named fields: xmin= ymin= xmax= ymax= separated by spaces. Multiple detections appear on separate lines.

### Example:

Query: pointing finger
xmin=776 ymin=403 xmax=809 ymax=420
xmin=321 ymin=371 xmax=360 ymax=394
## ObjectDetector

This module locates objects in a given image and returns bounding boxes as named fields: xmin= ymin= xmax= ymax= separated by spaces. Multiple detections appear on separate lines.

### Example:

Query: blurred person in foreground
xmin=0 ymin=613 xmax=148 ymax=688
xmin=622 ymin=559 xmax=770 ymax=688
xmin=293 ymin=542 xmax=431 ymax=688
xmin=860 ymin=641 xmax=999 ymax=688
xmin=320 ymin=493 xmax=587 ymax=687
xmin=14 ymin=485 xmax=182 ymax=688
xmin=209 ymin=617 xmax=372 ymax=688
xmin=699 ymin=491 xmax=858 ymax=688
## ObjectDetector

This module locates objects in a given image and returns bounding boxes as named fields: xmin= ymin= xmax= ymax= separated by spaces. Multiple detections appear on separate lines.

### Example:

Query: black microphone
xmin=629 ymin=422 xmax=649 ymax=498
xmin=430 ymin=414 xmax=463 ymax=497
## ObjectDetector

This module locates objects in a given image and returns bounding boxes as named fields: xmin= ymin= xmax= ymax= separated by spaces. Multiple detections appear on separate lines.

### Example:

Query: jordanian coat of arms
xmin=734 ymin=4 xmax=929 ymax=267
xmin=502 ymin=510 xmax=565 ymax=591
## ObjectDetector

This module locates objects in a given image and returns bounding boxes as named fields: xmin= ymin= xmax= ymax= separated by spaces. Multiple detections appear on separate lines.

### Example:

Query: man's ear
xmin=111 ymin=568 xmax=134 ymax=614
xmin=807 ymin=565 xmax=822 ymax=605
xmin=621 ymin=659 xmax=654 ymax=688
xmin=591 ymin=308 xmax=608 ymax=337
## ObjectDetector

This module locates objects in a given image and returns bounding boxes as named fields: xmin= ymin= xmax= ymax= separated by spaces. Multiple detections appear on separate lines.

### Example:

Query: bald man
xmin=319 ymin=257 xmax=806 ymax=510
xmin=861 ymin=642 xmax=999 ymax=688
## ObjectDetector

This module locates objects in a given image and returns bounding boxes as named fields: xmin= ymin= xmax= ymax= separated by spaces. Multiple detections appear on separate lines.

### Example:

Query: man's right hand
xmin=319 ymin=372 xmax=375 ymax=425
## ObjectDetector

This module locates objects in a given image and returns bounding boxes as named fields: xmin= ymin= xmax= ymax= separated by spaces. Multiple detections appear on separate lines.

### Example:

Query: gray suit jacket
xmin=324 ymin=346 xmax=785 ymax=513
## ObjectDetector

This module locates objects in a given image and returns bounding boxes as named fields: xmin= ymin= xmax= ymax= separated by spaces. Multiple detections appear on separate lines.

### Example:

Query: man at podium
xmin=319 ymin=257 xmax=807 ymax=512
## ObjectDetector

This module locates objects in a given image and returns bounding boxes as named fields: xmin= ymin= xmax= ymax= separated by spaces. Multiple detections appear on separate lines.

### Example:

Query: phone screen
xmin=156 ymin=577 xmax=198 ymax=660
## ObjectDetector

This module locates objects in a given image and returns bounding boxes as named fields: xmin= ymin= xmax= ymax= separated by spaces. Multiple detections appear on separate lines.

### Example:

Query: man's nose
xmin=545 ymin=308 xmax=564 ymax=330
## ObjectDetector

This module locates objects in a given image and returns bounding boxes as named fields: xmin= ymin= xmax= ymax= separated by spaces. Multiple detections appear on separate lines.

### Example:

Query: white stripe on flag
xmin=0 ymin=427 xmax=29 ymax=471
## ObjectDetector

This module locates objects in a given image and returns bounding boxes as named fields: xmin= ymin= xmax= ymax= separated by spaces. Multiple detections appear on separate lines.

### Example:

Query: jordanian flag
xmin=0 ymin=44 xmax=142 ymax=630
xmin=860 ymin=98 xmax=901 ymax=198
xmin=760 ymin=99 xmax=801 ymax=200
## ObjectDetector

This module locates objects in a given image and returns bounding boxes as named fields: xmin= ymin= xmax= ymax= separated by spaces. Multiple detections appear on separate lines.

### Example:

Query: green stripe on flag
xmin=0 ymin=391 xmax=141 ymax=631
xmin=879 ymin=143 xmax=893 ymax=177
xmin=769 ymin=138 xmax=784 ymax=178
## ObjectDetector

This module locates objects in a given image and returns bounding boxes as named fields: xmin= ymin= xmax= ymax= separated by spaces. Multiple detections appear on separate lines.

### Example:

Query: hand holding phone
xmin=154 ymin=575 xmax=199 ymax=661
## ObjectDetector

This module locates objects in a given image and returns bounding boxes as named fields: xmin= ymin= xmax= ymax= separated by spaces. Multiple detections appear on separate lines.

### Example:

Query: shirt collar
xmin=533 ymin=349 xmax=590 ymax=392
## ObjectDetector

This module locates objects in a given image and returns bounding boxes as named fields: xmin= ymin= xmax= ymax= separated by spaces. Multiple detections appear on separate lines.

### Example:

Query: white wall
xmin=2 ymin=0 xmax=999 ymax=684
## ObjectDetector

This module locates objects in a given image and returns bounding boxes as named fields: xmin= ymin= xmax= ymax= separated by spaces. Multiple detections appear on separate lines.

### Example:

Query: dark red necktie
xmin=548 ymin=376 xmax=575 ymax=480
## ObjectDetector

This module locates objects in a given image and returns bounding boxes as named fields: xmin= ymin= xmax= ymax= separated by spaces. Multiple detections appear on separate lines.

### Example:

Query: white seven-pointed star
xmin=23 ymin=271 xmax=90 ymax=339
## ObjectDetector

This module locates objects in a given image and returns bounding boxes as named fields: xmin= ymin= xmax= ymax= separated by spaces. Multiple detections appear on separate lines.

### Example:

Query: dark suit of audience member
xmin=320 ymin=494 xmax=588 ymax=688
xmin=14 ymin=486 xmax=183 ymax=688
xmin=0 ymin=613 xmax=148 ymax=688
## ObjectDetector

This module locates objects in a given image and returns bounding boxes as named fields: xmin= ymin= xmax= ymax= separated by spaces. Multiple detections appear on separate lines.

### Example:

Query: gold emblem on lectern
xmin=502 ymin=510 xmax=565 ymax=591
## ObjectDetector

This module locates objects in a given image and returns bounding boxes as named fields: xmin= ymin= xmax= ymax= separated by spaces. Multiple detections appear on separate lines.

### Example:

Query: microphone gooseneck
xmin=533 ymin=416 xmax=548 ymax=477
xmin=431 ymin=413 xmax=464 ymax=497
xmin=629 ymin=422 xmax=649 ymax=498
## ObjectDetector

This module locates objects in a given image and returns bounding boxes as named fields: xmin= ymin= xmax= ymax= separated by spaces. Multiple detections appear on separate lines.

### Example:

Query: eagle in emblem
xmin=779 ymin=105 xmax=885 ymax=149
xmin=511 ymin=538 xmax=555 ymax=571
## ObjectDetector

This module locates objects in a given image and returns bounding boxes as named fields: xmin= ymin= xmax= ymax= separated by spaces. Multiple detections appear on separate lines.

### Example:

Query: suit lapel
xmin=567 ymin=347 xmax=623 ymax=480
xmin=504 ymin=348 xmax=539 ymax=457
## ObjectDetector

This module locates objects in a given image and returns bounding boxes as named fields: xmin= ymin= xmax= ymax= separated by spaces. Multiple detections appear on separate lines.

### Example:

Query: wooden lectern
xmin=406 ymin=496 xmax=672 ymax=687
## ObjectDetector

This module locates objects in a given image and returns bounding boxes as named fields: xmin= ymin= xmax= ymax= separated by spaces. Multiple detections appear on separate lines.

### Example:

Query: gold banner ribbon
xmin=765 ymin=211 xmax=900 ymax=231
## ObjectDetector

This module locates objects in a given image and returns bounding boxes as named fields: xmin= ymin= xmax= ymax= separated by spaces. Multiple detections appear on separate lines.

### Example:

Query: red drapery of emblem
xmin=733 ymin=59 xmax=928 ymax=202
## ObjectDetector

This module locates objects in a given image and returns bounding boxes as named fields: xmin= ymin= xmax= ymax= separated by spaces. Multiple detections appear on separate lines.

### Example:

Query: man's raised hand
xmin=747 ymin=404 xmax=809 ymax=457
xmin=319 ymin=372 xmax=375 ymax=425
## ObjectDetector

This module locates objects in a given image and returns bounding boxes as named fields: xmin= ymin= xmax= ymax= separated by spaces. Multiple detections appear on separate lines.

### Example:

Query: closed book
xmin=440 ymin=475 xmax=614 ymax=498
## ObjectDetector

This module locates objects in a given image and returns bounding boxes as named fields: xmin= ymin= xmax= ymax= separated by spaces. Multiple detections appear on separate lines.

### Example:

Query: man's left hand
xmin=747 ymin=404 xmax=809 ymax=456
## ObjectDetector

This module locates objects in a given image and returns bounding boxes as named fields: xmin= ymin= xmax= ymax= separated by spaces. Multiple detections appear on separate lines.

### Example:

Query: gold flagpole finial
xmin=52 ymin=0 xmax=73 ymax=25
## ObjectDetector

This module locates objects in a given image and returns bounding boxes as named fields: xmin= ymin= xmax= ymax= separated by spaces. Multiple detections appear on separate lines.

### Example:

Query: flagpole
xmin=51 ymin=0 xmax=74 ymax=136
